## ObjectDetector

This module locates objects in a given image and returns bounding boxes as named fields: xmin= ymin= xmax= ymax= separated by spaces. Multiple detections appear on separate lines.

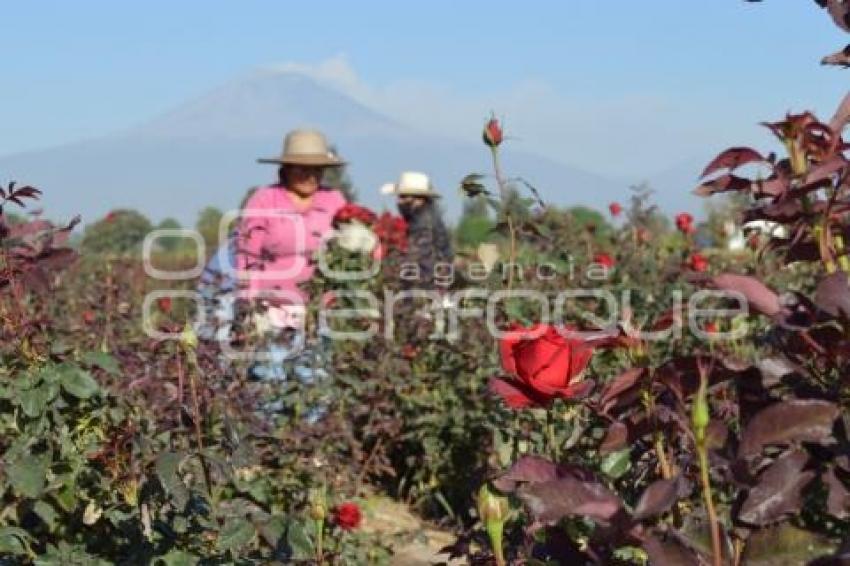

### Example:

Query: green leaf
xmin=217 ymin=516 xmax=256 ymax=552
xmin=742 ymin=523 xmax=834 ymax=565
xmin=256 ymin=515 xmax=287 ymax=550
xmin=6 ymin=452 xmax=51 ymax=498
xmin=80 ymin=351 xmax=120 ymax=376
xmin=0 ymin=526 xmax=32 ymax=556
xmin=34 ymin=500 xmax=58 ymax=531
xmin=155 ymin=550 xmax=199 ymax=566
xmin=155 ymin=549 xmax=199 ymax=566
xmin=600 ymin=448 xmax=631 ymax=479
xmin=19 ymin=384 xmax=50 ymax=418
xmin=155 ymin=451 xmax=189 ymax=507
xmin=286 ymin=520 xmax=314 ymax=560
xmin=54 ymin=478 xmax=79 ymax=512
xmin=59 ymin=365 xmax=99 ymax=399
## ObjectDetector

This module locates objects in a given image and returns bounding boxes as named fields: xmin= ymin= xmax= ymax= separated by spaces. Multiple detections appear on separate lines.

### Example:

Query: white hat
xmin=380 ymin=171 xmax=441 ymax=198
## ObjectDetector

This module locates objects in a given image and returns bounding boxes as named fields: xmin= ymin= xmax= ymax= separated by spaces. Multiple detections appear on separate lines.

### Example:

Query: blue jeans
xmin=249 ymin=327 xmax=332 ymax=423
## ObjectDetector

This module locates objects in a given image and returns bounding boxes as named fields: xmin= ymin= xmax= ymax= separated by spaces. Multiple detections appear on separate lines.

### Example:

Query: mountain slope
xmin=0 ymin=71 xmax=628 ymax=226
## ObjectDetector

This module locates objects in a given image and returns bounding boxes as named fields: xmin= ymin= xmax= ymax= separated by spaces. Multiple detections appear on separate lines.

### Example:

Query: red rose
xmin=401 ymin=344 xmax=418 ymax=360
xmin=490 ymin=323 xmax=594 ymax=409
xmin=82 ymin=310 xmax=95 ymax=325
xmin=334 ymin=204 xmax=377 ymax=226
xmin=105 ymin=211 xmax=118 ymax=224
xmin=747 ymin=234 xmax=761 ymax=251
xmin=689 ymin=253 xmax=709 ymax=272
xmin=608 ymin=202 xmax=622 ymax=217
xmin=333 ymin=502 xmax=362 ymax=531
xmin=482 ymin=116 xmax=503 ymax=148
xmin=157 ymin=296 xmax=173 ymax=313
xmin=675 ymin=213 xmax=694 ymax=234
xmin=704 ymin=321 xmax=719 ymax=334
xmin=594 ymin=253 xmax=615 ymax=268
xmin=373 ymin=212 xmax=408 ymax=253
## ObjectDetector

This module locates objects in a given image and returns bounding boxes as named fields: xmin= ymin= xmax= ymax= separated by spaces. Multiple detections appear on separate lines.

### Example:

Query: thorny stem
xmin=644 ymin=390 xmax=673 ymax=479
xmin=316 ymin=519 xmax=325 ymax=566
xmin=183 ymin=348 xmax=213 ymax=497
xmin=693 ymin=371 xmax=723 ymax=566
xmin=654 ymin=433 xmax=673 ymax=480
xmin=546 ymin=408 xmax=559 ymax=461
xmin=698 ymin=442 xmax=723 ymax=566
xmin=491 ymin=147 xmax=517 ymax=290
xmin=787 ymin=139 xmax=840 ymax=273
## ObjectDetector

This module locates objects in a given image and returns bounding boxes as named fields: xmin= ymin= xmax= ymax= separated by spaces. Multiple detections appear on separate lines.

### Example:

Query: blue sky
xmin=2 ymin=1 xmax=848 ymax=178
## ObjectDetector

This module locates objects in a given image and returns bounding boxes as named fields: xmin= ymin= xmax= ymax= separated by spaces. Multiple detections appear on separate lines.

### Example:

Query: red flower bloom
xmin=82 ymin=310 xmax=95 ymax=325
xmin=747 ymin=233 xmax=761 ymax=251
xmin=157 ymin=297 xmax=173 ymax=313
xmin=608 ymin=202 xmax=622 ymax=217
xmin=482 ymin=116 xmax=503 ymax=148
xmin=490 ymin=323 xmax=594 ymax=409
xmin=104 ymin=211 xmax=118 ymax=224
xmin=675 ymin=213 xmax=695 ymax=234
xmin=401 ymin=344 xmax=418 ymax=360
xmin=373 ymin=212 xmax=408 ymax=253
xmin=689 ymin=253 xmax=709 ymax=272
xmin=334 ymin=204 xmax=377 ymax=226
xmin=594 ymin=253 xmax=615 ymax=269
xmin=333 ymin=502 xmax=362 ymax=531
xmin=704 ymin=321 xmax=719 ymax=334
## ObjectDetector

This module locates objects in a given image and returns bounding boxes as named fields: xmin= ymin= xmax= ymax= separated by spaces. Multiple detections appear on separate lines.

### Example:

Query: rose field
xmin=8 ymin=3 xmax=850 ymax=566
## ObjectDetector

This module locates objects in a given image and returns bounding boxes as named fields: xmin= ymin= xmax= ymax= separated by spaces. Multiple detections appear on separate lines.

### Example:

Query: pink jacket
xmin=236 ymin=185 xmax=347 ymax=303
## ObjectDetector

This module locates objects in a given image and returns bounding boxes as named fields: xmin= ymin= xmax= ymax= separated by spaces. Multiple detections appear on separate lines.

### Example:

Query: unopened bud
xmin=180 ymin=323 xmax=198 ymax=351
xmin=482 ymin=117 xmax=503 ymax=148
xmin=478 ymin=482 xmax=509 ymax=566
xmin=692 ymin=376 xmax=710 ymax=443
xmin=308 ymin=487 xmax=327 ymax=522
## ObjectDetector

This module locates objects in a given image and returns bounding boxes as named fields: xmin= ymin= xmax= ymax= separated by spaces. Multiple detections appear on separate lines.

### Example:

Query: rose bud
xmin=609 ymin=202 xmax=623 ymax=217
xmin=157 ymin=296 xmax=173 ymax=313
xmin=689 ymin=252 xmax=709 ymax=272
xmin=482 ymin=116 xmax=503 ymax=148
xmin=401 ymin=344 xmax=418 ymax=360
xmin=333 ymin=502 xmax=362 ymax=531
xmin=478 ymin=483 xmax=509 ymax=566
xmin=308 ymin=487 xmax=327 ymax=522
xmin=594 ymin=253 xmax=615 ymax=269
xmin=675 ymin=212 xmax=695 ymax=234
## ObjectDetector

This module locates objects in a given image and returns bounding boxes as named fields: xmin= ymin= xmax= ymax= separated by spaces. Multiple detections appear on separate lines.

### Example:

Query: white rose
xmin=337 ymin=221 xmax=378 ymax=254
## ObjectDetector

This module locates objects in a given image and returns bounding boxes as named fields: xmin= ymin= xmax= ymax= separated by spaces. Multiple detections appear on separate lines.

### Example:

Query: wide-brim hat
xmin=380 ymin=171 xmax=441 ymax=198
xmin=258 ymin=129 xmax=346 ymax=167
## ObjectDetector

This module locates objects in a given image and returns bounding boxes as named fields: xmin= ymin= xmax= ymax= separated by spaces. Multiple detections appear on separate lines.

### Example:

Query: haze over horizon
xmin=2 ymin=1 xmax=849 ymax=224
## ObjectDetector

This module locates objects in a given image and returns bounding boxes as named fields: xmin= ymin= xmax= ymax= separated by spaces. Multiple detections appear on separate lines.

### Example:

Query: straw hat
xmin=380 ymin=171 xmax=441 ymax=198
xmin=257 ymin=129 xmax=345 ymax=167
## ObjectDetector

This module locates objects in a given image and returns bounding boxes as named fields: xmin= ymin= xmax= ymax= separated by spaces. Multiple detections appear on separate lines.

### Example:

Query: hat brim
xmin=257 ymin=155 xmax=346 ymax=167
xmin=396 ymin=190 xmax=441 ymax=198
xmin=380 ymin=182 xmax=441 ymax=198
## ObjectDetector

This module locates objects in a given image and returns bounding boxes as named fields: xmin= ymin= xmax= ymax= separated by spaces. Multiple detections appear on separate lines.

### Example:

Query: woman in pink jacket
xmin=236 ymin=129 xmax=348 ymax=387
